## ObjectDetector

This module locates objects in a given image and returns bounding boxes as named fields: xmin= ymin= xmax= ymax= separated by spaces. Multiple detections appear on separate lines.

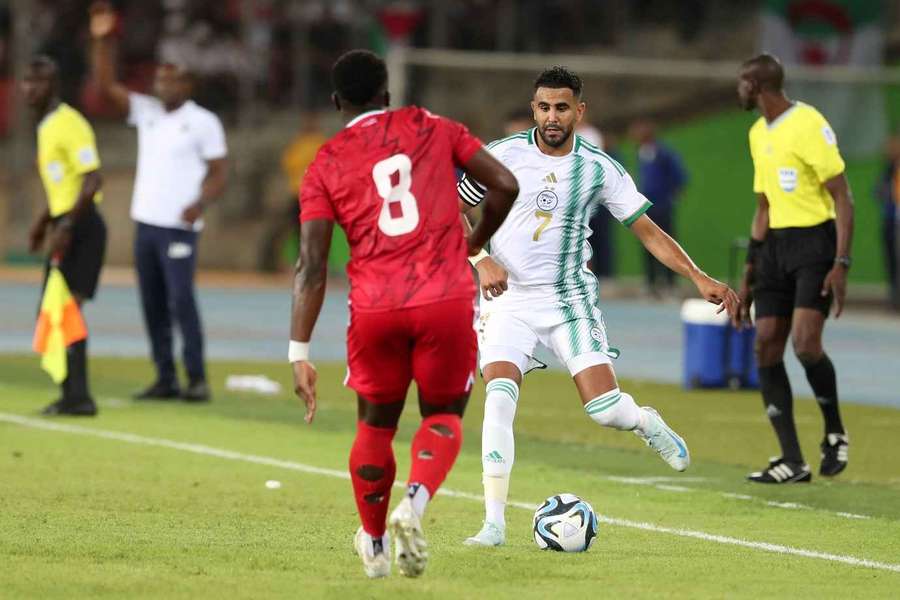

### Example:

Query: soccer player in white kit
xmin=460 ymin=67 xmax=740 ymax=546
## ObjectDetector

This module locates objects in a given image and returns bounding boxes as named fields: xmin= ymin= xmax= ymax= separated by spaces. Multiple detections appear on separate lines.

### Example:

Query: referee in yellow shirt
xmin=735 ymin=54 xmax=853 ymax=484
xmin=23 ymin=56 xmax=106 ymax=416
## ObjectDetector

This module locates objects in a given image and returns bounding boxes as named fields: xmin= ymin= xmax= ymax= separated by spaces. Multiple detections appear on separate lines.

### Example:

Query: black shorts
xmin=44 ymin=206 xmax=107 ymax=300
xmin=753 ymin=220 xmax=835 ymax=319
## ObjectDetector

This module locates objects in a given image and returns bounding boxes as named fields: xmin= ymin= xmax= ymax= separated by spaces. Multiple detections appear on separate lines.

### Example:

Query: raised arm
xmin=630 ymin=214 xmax=739 ymax=317
xmin=290 ymin=219 xmax=333 ymax=424
xmin=459 ymin=148 xmax=518 ymax=253
xmin=89 ymin=1 xmax=130 ymax=118
xmin=821 ymin=173 xmax=854 ymax=317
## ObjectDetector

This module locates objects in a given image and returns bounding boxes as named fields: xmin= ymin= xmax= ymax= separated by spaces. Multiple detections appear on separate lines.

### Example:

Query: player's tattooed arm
xmin=460 ymin=148 xmax=519 ymax=253
xmin=291 ymin=219 xmax=333 ymax=424
xmin=630 ymin=214 xmax=740 ymax=317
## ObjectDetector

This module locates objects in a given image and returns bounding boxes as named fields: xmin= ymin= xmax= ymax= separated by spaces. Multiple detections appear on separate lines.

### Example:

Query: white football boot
xmin=463 ymin=521 xmax=505 ymax=547
xmin=353 ymin=527 xmax=391 ymax=579
xmin=388 ymin=496 xmax=428 ymax=577
xmin=634 ymin=407 xmax=690 ymax=471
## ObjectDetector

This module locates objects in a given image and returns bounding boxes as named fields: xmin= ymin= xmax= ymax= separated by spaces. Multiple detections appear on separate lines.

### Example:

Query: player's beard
xmin=538 ymin=123 xmax=573 ymax=148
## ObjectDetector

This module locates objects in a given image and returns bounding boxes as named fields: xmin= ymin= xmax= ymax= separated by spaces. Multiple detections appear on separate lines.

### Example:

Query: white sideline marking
xmin=2 ymin=412 xmax=898 ymax=575
xmin=766 ymin=501 xmax=810 ymax=510
xmin=654 ymin=484 xmax=692 ymax=492
xmin=836 ymin=512 xmax=872 ymax=520
xmin=606 ymin=476 xmax=709 ymax=484
xmin=605 ymin=476 xmax=694 ymax=493
xmin=722 ymin=493 xmax=754 ymax=501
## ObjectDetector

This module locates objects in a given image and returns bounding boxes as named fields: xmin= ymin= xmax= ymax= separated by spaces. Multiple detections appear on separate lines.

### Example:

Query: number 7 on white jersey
xmin=372 ymin=154 xmax=420 ymax=236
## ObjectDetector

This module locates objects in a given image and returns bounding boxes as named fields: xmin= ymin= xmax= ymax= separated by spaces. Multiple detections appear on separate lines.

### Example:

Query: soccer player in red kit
xmin=289 ymin=50 xmax=518 ymax=579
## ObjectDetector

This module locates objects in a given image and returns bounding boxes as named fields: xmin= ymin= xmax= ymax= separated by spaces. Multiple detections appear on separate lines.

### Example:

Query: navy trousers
xmin=135 ymin=222 xmax=205 ymax=385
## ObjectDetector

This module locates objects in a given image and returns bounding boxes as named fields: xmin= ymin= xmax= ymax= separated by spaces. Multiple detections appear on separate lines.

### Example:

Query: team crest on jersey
xmin=590 ymin=326 xmax=605 ymax=343
xmin=535 ymin=189 xmax=559 ymax=211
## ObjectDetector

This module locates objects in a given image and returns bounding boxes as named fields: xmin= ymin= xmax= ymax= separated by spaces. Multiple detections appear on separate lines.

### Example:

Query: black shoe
xmin=747 ymin=457 xmax=811 ymax=484
xmin=181 ymin=380 xmax=210 ymax=403
xmin=133 ymin=381 xmax=181 ymax=400
xmin=41 ymin=398 xmax=97 ymax=416
xmin=820 ymin=433 xmax=849 ymax=477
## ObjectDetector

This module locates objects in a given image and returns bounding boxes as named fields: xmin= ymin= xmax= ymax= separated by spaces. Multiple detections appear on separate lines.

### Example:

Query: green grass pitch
xmin=2 ymin=355 xmax=899 ymax=599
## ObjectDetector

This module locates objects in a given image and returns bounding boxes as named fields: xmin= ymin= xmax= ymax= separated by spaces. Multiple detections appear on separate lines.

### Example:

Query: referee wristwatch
xmin=835 ymin=256 xmax=852 ymax=269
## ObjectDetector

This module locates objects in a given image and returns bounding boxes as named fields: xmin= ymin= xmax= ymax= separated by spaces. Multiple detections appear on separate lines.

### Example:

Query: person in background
xmin=876 ymin=135 xmax=900 ymax=311
xmin=735 ymin=54 xmax=853 ymax=483
xmin=503 ymin=108 xmax=533 ymax=136
xmin=259 ymin=114 xmax=327 ymax=272
xmin=576 ymin=119 xmax=604 ymax=149
xmin=24 ymin=56 xmax=106 ymax=416
xmin=89 ymin=2 xmax=228 ymax=402
xmin=630 ymin=118 xmax=687 ymax=297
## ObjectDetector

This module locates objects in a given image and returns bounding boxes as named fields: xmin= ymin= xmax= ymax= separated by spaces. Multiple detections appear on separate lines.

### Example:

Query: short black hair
xmin=332 ymin=49 xmax=388 ymax=107
xmin=742 ymin=53 xmax=784 ymax=92
xmin=534 ymin=66 xmax=582 ymax=97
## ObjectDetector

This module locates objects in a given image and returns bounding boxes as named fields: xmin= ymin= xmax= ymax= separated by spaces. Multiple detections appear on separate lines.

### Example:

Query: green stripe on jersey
xmin=486 ymin=131 xmax=529 ymax=150
xmin=555 ymin=155 xmax=587 ymax=356
xmin=622 ymin=200 xmax=653 ymax=227
xmin=580 ymin=143 xmax=626 ymax=177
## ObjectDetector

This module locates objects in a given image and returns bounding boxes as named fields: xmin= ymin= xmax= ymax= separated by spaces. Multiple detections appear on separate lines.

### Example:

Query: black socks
xmin=800 ymin=353 xmax=845 ymax=436
xmin=63 ymin=339 xmax=91 ymax=403
xmin=758 ymin=362 xmax=803 ymax=463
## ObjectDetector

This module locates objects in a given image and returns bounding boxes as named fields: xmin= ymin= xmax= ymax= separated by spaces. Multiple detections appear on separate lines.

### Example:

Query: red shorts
xmin=346 ymin=297 xmax=477 ymax=402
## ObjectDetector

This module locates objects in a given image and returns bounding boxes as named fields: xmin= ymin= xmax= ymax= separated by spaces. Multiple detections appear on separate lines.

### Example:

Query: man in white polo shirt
xmin=89 ymin=3 xmax=228 ymax=401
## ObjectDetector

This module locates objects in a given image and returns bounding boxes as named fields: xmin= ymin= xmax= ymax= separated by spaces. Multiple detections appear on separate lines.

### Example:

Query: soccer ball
xmin=532 ymin=493 xmax=598 ymax=552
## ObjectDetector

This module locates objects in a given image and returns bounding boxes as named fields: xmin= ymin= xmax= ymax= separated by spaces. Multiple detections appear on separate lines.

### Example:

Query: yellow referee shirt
xmin=37 ymin=103 xmax=102 ymax=218
xmin=748 ymin=102 xmax=845 ymax=229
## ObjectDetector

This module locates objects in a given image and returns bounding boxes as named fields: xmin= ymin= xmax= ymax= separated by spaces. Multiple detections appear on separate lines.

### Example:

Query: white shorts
xmin=477 ymin=296 xmax=616 ymax=377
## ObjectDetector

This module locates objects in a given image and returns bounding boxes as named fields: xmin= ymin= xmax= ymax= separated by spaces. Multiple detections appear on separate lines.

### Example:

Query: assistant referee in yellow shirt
xmin=23 ymin=56 xmax=106 ymax=416
xmin=735 ymin=54 xmax=853 ymax=484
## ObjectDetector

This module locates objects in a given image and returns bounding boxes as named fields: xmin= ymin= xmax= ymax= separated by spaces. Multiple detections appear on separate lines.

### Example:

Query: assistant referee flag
xmin=32 ymin=268 xmax=87 ymax=383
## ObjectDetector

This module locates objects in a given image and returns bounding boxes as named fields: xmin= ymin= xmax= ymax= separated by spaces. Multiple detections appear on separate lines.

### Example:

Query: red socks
xmin=349 ymin=421 xmax=397 ymax=538
xmin=408 ymin=413 xmax=463 ymax=496
xmin=349 ymin=414 xmax=462 ymax=537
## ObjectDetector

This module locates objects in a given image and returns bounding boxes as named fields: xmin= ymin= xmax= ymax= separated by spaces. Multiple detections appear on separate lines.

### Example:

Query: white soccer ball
xmin=533 ymin=493 xmax=598 ymax=552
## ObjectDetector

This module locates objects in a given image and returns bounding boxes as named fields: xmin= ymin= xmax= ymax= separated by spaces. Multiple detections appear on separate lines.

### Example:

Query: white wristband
xmin=468 ymin=249 xmax=490 ymax=267
xmin=288 ymin=340 xmax=310 ymax=363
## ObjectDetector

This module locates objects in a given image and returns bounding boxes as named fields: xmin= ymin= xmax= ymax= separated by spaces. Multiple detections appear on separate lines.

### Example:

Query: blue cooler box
xmin=681 ymin=299 xmax=758 ymax=389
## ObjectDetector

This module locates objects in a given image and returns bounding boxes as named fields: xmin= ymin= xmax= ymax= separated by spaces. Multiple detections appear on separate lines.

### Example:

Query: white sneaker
xmin=634 ymin=407 xmax=690 ymax=471
xmin=463 ymin=521 xmax=505 ymax=546
xmin=388 ymin=497 xmax=428 ymax=577
xmin=353 ymin=527 xmax=391 ymax=579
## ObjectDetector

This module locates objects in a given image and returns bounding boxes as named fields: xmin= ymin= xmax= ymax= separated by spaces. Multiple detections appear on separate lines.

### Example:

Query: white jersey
xmin=128 ymin=94 xmax=228 ymax=231
xmin=459 ymin=128 xmax=651 ymax=306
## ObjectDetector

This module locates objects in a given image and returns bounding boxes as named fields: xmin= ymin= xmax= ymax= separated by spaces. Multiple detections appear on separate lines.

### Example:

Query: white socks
xmin=481 ymin=378 xmax=519 ymax=529
xmin=407 ymin=483 xmax=430 ymax=519
xmin=584 ymin=388 xmax=644 ymax=431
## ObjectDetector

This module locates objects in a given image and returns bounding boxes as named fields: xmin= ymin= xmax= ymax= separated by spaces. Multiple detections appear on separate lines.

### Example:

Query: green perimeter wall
xmin=325 ymin=96 xmax=899 ymax=284
xmin=615 ymin=109 xmax=888 ymax=284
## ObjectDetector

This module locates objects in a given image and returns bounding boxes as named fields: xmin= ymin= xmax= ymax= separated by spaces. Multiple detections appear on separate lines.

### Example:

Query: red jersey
xmin=300 ymin=106 xmax=483 ymax=312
